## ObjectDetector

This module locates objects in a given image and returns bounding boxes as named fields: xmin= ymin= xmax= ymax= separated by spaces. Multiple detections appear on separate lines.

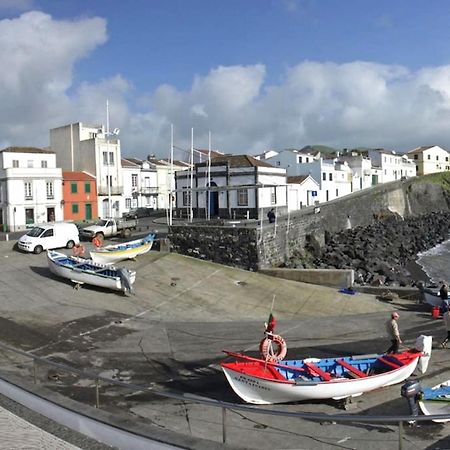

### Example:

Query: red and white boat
xmin=221 ymin=334 xmax=432 ymax=405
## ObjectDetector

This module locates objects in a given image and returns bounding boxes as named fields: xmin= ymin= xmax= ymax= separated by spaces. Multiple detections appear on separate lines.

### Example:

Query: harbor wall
xmin=169 ymin=179 xmax=450 ymax=271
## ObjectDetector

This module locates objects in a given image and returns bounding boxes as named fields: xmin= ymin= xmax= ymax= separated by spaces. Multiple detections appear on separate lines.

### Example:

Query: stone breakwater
xmin=292 ymin=210 xmax=450 ymax=286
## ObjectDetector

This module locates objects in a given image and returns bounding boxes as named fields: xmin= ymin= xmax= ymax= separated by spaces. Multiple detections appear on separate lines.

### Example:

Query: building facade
xmin=50 ymin=122 xmax=123 ymax=219
xmin=406 ymin=145 xmax=450 ymax=176
xmin=62 ymin=171 xmax=98 ymax=222
xmin=0 ymin=147 xmax=63 ymax=231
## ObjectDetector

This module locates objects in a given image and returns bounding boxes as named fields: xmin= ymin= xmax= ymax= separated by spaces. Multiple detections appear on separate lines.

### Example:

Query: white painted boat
xmin=47 ymin=251 xmax=136 ymax=293
xmin=90 ymin=233 xmax=155 ymax=265
xmin=221 ymin=335 xmax=432 ymax=405
xmin=419 ymin=379 xmax=450 ymax=422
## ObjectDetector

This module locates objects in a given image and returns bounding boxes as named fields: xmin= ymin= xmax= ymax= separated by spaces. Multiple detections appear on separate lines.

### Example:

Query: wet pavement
xmin=0 ymin=238 xmax=448 ymax=449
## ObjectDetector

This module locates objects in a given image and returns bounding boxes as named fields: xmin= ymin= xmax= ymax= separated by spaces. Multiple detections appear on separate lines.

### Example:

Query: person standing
xmin=267 ymin=208 xmax=276 ymax=224
xmin=386 ymin=312 xmax=402 ymax=354
xmin=441 ymin=308 xmax=450 ymax=348
xmin=440 ymin=282 xmax=448 ymax=300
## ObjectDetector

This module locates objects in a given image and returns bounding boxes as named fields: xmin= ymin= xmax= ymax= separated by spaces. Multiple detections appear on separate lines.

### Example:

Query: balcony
xmin=138 ymin=187 xmax=159 ymax=195
xmin=97 ymin=186 xmax=123 ymax=196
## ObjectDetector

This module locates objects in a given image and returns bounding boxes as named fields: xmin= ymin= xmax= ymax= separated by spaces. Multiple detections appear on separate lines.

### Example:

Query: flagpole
xmin=169 ymin=124 xmax=174 ymax=226
xmin=190 ymin=127 xmax=194 ymax=222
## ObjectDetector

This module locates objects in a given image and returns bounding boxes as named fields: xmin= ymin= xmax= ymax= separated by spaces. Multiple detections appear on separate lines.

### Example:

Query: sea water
xmin=416 ymin=238 xmax=450 ymax=284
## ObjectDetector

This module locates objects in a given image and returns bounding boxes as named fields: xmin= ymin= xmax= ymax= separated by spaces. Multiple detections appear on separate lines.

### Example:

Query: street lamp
xmin=105 ymin=100 xmax=120 ymax=218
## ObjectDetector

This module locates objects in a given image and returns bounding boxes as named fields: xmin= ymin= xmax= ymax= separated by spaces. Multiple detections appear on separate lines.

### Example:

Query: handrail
xmin=0 ymin=339 xmax=448 ymax=425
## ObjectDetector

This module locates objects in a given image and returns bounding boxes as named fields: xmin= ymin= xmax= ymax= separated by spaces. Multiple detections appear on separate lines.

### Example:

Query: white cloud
xmin=0 ymin=11 xmax=107 ymax=147
xmin=3 ymin=10 xmax=450 ymax=161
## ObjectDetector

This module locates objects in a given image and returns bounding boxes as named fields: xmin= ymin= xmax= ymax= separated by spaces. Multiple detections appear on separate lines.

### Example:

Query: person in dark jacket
xmin=267 ymin=208 xmax=276 ymax=223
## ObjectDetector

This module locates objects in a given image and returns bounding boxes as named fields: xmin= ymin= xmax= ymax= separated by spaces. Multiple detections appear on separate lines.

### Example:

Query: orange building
xmin=62 ymin=171 xmax=98 ymax=222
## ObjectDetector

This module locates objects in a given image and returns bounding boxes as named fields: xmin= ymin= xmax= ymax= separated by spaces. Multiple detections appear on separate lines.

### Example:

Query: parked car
xmin=18 ymin=222 xmax=80 ymax=254
xmin=123 ymin=207 xmax=153 ymax=219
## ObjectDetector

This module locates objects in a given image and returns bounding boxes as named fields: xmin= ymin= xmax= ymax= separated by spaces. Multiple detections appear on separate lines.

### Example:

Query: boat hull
xmin=47 ymin=251 xmax=136 ymax=292
xmin=90 ymin=234 xmax=154 ymax=265
xmin=419 ymin=380 xmax=450 ymax=423
xmin=423 ymin=290 xmax=444 ymax=307
xmin=222 ymin=357 xmax=420 ymax=404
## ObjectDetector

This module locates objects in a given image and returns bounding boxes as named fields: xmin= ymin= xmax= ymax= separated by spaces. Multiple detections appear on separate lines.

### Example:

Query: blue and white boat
xmin=419 ymin=380 xmax=450 ymax=422
xmin=47 ymin=251 xmax=136 ymax=293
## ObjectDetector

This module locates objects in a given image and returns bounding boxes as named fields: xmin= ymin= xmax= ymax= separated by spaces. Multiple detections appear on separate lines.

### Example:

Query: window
xmin=322 ymin=173 xmax=326 ymax=181
xmin=414 ymin=154 xmax=418 ymax=160
xmin=72 ymin=204 xmax=79 ymax=214
xmin=106 ymin=175 xmax=112 ymax=187
xmin=24 ymin=182 xmax=32 ymax=199
xmin=336 ymin=189 xmax=339 ymax=197
xmin=46 ymin=181 xmax=54 ymax=199
xmin=125 ymin=198 xmax=131 ymax=209
xmin=270 ymin=187 xmax=277 ymax=205
xmin=446 ymin=157 xmax=449 ymax=162
xmin=12 ymin=160 xmax=19 ymax=168
xmin=306 ymin=157 xmax=309 ymax=163
xmin=109 ymin=152 xmax=114 ymax=165
xmin=298 ymin=156 xmax=302 ymax=163
xmin=71 ymin=182 xmax=77 ymax=193
xmin=437 ymin=155 xmax=439 ymax=161
xmin=132 ymin=174 xmax=138 ymax=188
xmin=27 ymin=160 xmax=33 ymax=168
xmin=329 ymin=173 xmax=333 ymax=181
xmin=41 ymin=160 xmax=48 ymax=168
xmin=237 ymin=189 xmax=248 ymax=206
xmin=428 ymin=154 xmax=431 ymax=160
xmin=84 ymin=183 xmax=91 ymax=193
xmin=42 ymin=229 xmax=54 ymax=238
xmin=182 ymin=188 xmax=191 ymax=206
xmin=103 ymin=151 xmax=108 ymax=165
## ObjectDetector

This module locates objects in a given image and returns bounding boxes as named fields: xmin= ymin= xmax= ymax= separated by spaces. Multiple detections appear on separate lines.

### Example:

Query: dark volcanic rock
xmin=292 ymin=211 xmax=450 ymax=286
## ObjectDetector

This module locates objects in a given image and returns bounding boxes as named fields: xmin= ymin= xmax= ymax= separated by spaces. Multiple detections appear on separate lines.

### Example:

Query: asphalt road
xmin=0 ymin=240 xmax=449 ymax=449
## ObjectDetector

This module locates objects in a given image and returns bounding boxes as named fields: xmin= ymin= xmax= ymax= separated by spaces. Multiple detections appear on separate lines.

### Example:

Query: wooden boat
xmin=419 ymin=379 xmax=450 ymax=422
xmin=221 ymin=335 xmax=432 ymax=405
xmin=47 ymin=251 xmax=136 ymax=293
xmin=90 ymin=233 xmax=155 ymax=265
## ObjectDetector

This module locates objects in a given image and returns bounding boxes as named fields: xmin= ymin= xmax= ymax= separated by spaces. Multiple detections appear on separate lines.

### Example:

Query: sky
xmin=3 ymin=1 xmax=450 ymax=160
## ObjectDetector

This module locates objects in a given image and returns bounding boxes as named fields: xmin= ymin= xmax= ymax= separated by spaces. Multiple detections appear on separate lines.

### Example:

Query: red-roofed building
xmin=62 ymin=171 xmax=98 ymax=222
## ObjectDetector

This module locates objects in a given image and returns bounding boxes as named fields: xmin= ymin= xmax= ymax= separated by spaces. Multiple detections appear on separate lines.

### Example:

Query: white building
xmin=368 ymin=149 xmax=416 ymax=183
xmin=50 ymin=122 xmax=122 ymax=219
xmin=338 ymin=150 xmax=374 ymax=190
xmin=121 ymin=158 xmax=159 ymax=212
xmin=286 ymin=175 xmax=320 ymax=210
xmin=175 ymin=154 xmax=288 ymax=219
xmin=406 ymin=145 xmax=450 ymax=176
xmin=0 ymin=147 xmax=63 ymax=231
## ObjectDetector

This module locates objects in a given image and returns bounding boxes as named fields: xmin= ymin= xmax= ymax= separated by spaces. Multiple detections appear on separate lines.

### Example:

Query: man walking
xmin=386 ymin=312 xmax=402 ymax=354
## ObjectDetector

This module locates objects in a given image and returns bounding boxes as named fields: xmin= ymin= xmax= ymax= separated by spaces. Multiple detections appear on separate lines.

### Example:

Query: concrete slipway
xmin=0 ymin=240 xmax=449 ymax=449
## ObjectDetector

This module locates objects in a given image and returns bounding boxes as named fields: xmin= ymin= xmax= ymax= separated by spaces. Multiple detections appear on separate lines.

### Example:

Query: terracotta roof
xmin=63 ymin=171 xmax=96 ymax=181
xmin=0 ymin=146 xmax=54 ymax=154
xmin=406 ymin=146 xmax=435 ymax=154
xmin=121 ymin=158 xmax=140 ymax=168
xmin=287 ymin=175 xmax=310 ymax=184
xmin=208 ymin=154 xmax=275 ymax=168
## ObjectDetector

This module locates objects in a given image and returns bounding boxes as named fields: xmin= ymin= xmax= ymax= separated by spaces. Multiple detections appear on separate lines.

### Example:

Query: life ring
xmin=92 ymin=237 xmax=102 ymax=248
xmin=259 ymin=334 xmax=287 ymax=362
xmin=72 ymin=244 xmax=85 ymax=256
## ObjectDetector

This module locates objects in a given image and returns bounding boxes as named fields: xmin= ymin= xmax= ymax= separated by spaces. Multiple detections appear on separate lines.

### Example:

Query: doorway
xmin=207 ymin=182 xmax=219 ymax=217
xmin=47 ymin=207 xmax=55 ymax=222
xmin=85 ymin=203 xmax=92 ymax=221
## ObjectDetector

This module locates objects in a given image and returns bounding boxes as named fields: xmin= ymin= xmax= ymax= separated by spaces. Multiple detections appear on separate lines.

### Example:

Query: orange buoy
xmin=259 ymin=334 xmax=287 ymax=362
xmin=92 ymin=237 xmax=102 ymax=248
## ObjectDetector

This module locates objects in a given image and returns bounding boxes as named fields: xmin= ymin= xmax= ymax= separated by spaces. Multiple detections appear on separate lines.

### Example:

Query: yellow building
xmin=406 ymin=145 xmax=450 ymax=176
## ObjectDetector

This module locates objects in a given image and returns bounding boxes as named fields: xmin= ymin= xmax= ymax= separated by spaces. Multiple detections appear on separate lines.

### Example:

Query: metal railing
xmin=0 ymin=340 xmax=447 ymax=449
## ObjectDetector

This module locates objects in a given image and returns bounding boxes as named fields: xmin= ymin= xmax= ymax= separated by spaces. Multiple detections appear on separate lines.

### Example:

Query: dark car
xmin=123 ymin=207 xmax=153 ymax=219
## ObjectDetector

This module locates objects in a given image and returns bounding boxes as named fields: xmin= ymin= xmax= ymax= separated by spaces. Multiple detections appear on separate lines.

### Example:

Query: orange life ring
xmin=92 ymin=237 xmax=102 ymax=248
xmin=259 ymin=334 xmax=287 ymax=362
xmin=72 ymin=244 xmax=85 ymax=256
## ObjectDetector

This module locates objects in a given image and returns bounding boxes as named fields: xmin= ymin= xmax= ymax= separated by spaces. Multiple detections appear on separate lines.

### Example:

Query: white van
xmin=18 ymin=222 xmax=80 ymax=254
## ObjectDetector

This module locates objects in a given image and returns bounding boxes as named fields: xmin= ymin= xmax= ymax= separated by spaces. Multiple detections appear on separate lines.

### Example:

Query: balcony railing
xmin=138 ymin=187 xmax=159 ymax=195
xmin=97 ymin=186 xmax=123 ymax=196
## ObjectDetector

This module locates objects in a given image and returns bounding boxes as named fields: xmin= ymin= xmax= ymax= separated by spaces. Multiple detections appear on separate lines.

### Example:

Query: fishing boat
xmin=419 ymin=379 xmax=450 ymax=422
xmin=221 ymin=335 xmax=432 ymax=405
xmin=423 ymin=288 xmax=446 ymax=308
xmin=90 ymin=233 xmax=155 ymax=265
xmin=47 ymin=251 xmax=136 ymax=293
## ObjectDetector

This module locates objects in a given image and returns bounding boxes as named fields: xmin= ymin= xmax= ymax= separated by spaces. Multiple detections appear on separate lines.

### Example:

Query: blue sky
xmin=2 ymin=0 xmax=450 ymax=159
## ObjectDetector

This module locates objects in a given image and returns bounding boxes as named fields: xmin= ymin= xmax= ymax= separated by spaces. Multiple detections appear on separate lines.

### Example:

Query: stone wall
xmin=169 ymin=179 xmax=450 ymax=271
